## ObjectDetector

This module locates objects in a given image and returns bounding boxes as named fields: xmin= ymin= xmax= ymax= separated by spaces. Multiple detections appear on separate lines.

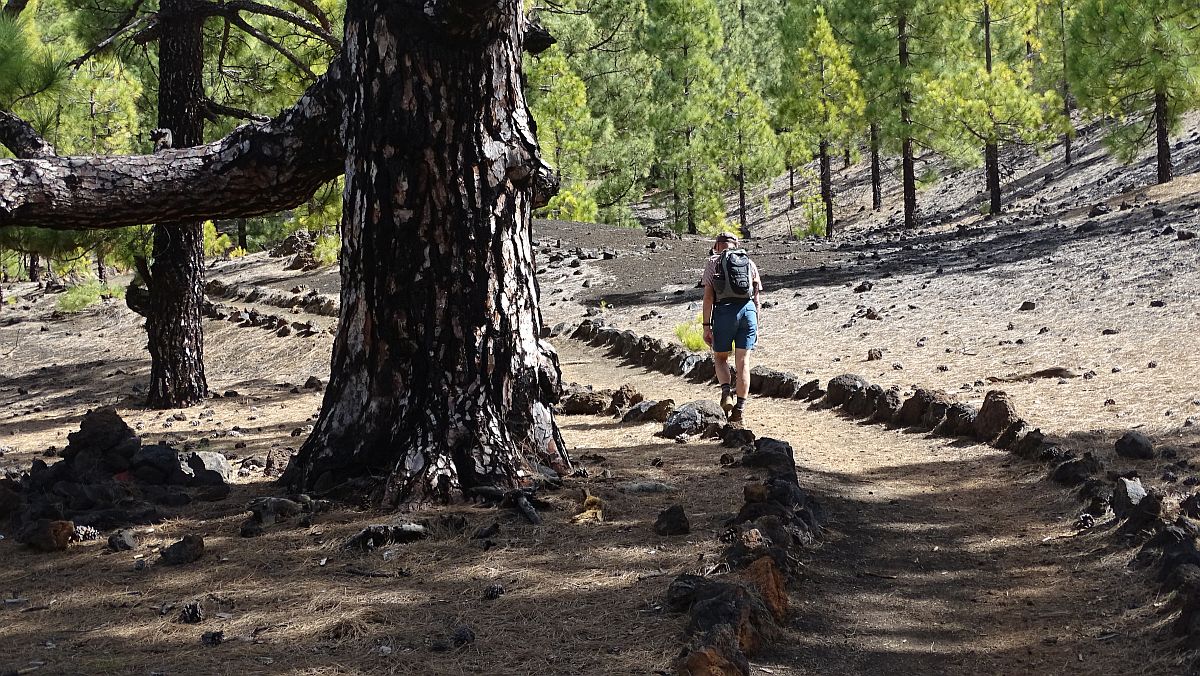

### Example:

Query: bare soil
xmin=2 ymin=116 xmax=1199 ymax=674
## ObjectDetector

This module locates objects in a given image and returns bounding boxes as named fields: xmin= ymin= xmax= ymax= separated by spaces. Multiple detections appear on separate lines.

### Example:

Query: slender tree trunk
xmin=843 ymin=144 xmax=851 ymax=170
xmin=1155 ymin=90 xmax=1172 ymax=184
xmin=284 ymin=0 xmax=570 ymax=506
xmin=869 ymin=122 xmax=882 ymax=211
xmin=737 ymin=162 xmax=747 ymax=238
xmin=28 ymin=253 xmax=41 ymax=282
xmin=686 ymin=163 xmax=697 ymax=235
xmin=237 ymin=218 xmax=248 ymax=250
xmin=898 ymin=12 xmax=917 ymax=229
xmin=788 ymin=164 xmax=795 ymax=209
xmin=95 ymin=248 xmax=107 ymax=284
xmin=819 ymin=138 xmax=833 ymax=238
xmin=1059 ymin=0 xmax=1073 ymax=166
xmin=983 ymin=1 xmax=1001 ymax=215
xmin=146 ymin=0 xmax=208 ymax=408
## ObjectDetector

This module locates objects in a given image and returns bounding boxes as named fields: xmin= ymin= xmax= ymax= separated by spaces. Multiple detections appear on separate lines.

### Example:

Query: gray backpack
xmin=713 ymin=249 xmax=753 ymax=301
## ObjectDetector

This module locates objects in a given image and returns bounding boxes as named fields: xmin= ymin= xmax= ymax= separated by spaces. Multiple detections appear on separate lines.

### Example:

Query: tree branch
xmin=67 ymin=0 xmax=150 ymax=69
xmin=0 ymin=109 xmax=56 ymax=159
xmin=203 ymin=96 xmax=270 ymax=122
xmin=0 ymin=58 xmax=346 ymax=230
xmin=220 ymin=0 xmax=341 ymax=50
xmin=2 ymin=0 xmax=28 ymax=17
xmin=223 ymin=10 xmax=317 ymax=80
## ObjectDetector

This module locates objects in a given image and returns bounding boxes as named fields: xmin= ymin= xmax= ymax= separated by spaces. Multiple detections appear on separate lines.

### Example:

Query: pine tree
xmin=646 ymin=0 xmax=724 ymax=234
xmin=527 ymin=45 xmax=598 ymax=222
xmin=779 ymin=6 xmax=864 ymax=237
xmin=715 ymin=68 xmax=781 ymax=238
xmin=1068 ymin=0 xmax=1200 ymax=184
xmin=921 ymin=0 xmax=1061 ymax=214
xmin=1035 ymin=0 xmax=1081 ymax=165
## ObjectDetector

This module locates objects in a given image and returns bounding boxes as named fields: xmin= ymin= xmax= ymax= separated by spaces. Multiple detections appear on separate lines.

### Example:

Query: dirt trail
xmin=556 ymin=338 xmax=1179 ymax=675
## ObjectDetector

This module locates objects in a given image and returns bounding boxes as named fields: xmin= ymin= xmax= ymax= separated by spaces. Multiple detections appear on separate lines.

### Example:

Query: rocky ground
xmin=2 ymin=116 xmax=1200 ymax=674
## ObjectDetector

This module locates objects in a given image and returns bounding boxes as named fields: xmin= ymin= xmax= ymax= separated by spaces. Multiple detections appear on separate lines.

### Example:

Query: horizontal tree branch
xmin=0 ymin=109 xmax=56 ymax=159
xmin=220 ymin=0 xmax=341 ymax=50
xmin=0 ymin=59 xmax=346 ymax=231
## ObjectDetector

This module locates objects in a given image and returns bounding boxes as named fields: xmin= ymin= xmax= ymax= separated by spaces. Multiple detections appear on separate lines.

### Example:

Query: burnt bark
xmin=869 ymin=123 xmax=881 ymax=211
xmin=898 ymin=12 xmax=917 ymax=229
xmin=146 ymin=0 xmax=208 ymax=408
xmin=788 ymin=164 xmax=795 ymax=210
xmin=237 ymin=218 xmax=248 ymax=250
xmin=0 ymin=110 xmax=57 ymax=159
xmin=282 ymin=0 xmax=570 ymax=506
xmin=982 ymin=1 xmax=1001 ymax=216
xmin=27 ymin=253 xmax=40 ymax=282
xmin=0 ymin=62 xmax=344 ymax=231
xmin=819 ymin=138 xmax=833 ymax=238
xmin=1155 ymin=89 xmax=1172 ymax=184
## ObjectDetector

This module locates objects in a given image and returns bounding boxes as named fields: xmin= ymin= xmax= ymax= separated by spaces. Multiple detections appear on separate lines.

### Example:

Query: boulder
xmin=974 ymin=391 xmax=1020 ymax=442
xmin=825 ymin=374 xmax=867 ymax=407
xmin=660 ymin=401 xmax=727 ymax=438
xmin=844 ymin=384 xmax=880 ymax=418
xmin=1115 ymin=431 xmax=1154 ymax=460
xmin=108 ymin=529 xmax=139 ymax=551
xmin=559 ymin=388 xmax=612 ymax=415
xmin=1111 ymin=477 xmax=1147 ymax=519
xmin=131 ymin=444 xmax=194 ymax=485
xmin=63 ymin=407 xmax=138 ymax=462
xmin=185 ymin=452 xmax=232 ymax=486
xmin=895 ymin=388 xmax=939 ymax=427
xmin=872 ymin=387 xmax=904 ymax=423
xmin=1051 ymin=452 xmax=1102 ymax=486
xmin=920 ymin=394 xmax=953 ymax=430
xmin=654 ymin=505 xmax=690 ymax=536
xmin=160 ymin=534 xmax=205 ymax=565
xmin=605 ymin=384 xmax=644 ymax=417
xmin=940 ymin=403 xmax=978 ymax=437
xmin=17 ymin=519 xmax=74 ymax=552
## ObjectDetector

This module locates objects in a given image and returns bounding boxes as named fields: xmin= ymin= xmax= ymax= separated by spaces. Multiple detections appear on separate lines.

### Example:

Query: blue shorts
xmin=712 ymin=299 xmax=757 ymax=352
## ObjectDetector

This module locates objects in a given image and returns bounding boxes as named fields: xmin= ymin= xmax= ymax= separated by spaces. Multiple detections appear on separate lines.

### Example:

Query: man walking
xmin=702 ymin=232 xmax=762 ymax=423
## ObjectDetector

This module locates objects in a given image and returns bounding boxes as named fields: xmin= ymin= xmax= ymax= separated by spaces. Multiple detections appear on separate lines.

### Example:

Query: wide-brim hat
xmin=715 ymin=231 xmax=739 ymax=244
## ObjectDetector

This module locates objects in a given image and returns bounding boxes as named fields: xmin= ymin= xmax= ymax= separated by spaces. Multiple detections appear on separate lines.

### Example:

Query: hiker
xmin=701 ymin=232 xmax=762 ymax=423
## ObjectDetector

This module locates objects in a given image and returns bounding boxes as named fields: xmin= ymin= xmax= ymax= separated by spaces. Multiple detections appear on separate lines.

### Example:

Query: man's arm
xmin=702 ymin=285 xmax=715 ymax=347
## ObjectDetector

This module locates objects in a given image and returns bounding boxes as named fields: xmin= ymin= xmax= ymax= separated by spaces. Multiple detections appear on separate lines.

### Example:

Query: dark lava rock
xmin=940 ymin=403 xmax=978 ymax=437
xmin=825 ymin=374 xmax=868 ymax=407
xmin=559 ymin=388 xmax=612 ymax=415
xmin=17 ymin=519 xmax=74 ymax=552
xmin=867 ymin=348 xmax=883 ymax=361
xmin=654 ymin=505 xmax=691 ymax=536
xmin=845 ymin=384 xmax=881 ymax=418
xmin=483 ymin=584 xmax=505 ymax=601
xmin=1111 ymin=478 xmax=1147 ymax=519
xmin=178 ymin=601 xmax=205 ymax=624
xmin=451 ymin=625 xmax=476 ymax=647
xmin=872 ymin=387 xmax=904 ymax=423
xmin=1018 ymin=301 xmax=1036 ymax=311
xmin=660 ymin=401 xmax=726 ymax=438
xmin=1088 ymin=204 xmax=1111 ymax=218
xmin=854 ymin=281 xmax=874 ymax=293
xmin=1052 ymin=452 xmax=1103 ymax=486
xmin=623 ymin=399 xmax=675 ymax=424
xmin=107 ymin=529 xmax=139 ymax=552
xmin=806 ymin=302 xmax=819 ymax=311
xmin=1115 ymin=431 xmax=1154 ymax=460
xmin=201 ymin=630 xmax=224 ymax=647
xmin=975 ymin=391 xmax=1020 ymax=442
xmin=185 ymin=452 xmax=232 ymax=486
xmin=160 ymin=534 xmax=205 ymax=565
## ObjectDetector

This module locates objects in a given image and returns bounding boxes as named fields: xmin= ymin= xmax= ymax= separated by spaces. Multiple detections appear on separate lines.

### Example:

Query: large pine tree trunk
xmin=146 ymin=0 xmax=208 ymax=408
xmin=1155 ymin=90 xmax=1172 ymax=184
xmin=869 ymin=123 xmax=882 ymax=211
xmin=898 ymin=12 xmax=917 ymax=229
xmin=819 ymin=138 xmax=833 ymax=238
xmin=283 ymin=0 xmax=570 ymax=506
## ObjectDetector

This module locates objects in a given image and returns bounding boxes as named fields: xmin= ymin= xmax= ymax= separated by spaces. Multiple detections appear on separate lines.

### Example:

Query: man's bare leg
xmin=730 ymin=348 xmax=750 ymax=422
xmin=714 ymin=351 xmax=734 ymax=412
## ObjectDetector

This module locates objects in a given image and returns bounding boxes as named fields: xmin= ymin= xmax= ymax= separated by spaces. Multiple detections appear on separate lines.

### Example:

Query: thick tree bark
xmin=146 ymin=0 xmax=208 ymax=408
xmin=869 ymin=122 xmax=882 ymax=211
xmin=898 ymin=12 xmax=917 ymax=229
xmin=0 ymin=110 xmax=57 ymax=159
xmin=0 ymin=62 xmax=345 ymax=231
xmin=27 ymin=253 xmax=40 ymax=282
xmin=237 ymin=218 xmax=248 ymax=250
xmin=1155 ymin=90 xmax=1172 ymax=184
xmin=819 ymin=138 xmax=833 ymax=238
xmin=282 ymin=0 xmax=570 ymax=506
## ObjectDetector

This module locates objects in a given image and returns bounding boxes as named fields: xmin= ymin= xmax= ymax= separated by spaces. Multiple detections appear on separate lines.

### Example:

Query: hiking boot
xmin=728 ymin=406 xmax=744 ymax=423
xmin=720 ymin=390 xmax=735 ymax=414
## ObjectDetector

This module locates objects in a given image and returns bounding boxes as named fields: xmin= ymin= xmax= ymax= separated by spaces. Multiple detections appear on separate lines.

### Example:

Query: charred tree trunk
xmin=737 ymin=162 xmax=748 ymax=239
xmin=1155 ymin=90 xmax=1172 ymax=184
xmin=983 ymin=1 xmax=1001 ymax=216
xmin=283 ymin=0 xmax=570 ymax=506
xmin=237 ymin=218 xmax=248 ymax=250
xmin=1058 ymin=0 xmax=1073 ymax=166
xmin=869 ymin=122 xmax=882 ymax=211
xmin=146 ymin=0 xmax=208 ymax=408
xmin=788 ymin=164 xmax=795 ymax=209
xmin=843 ymin=144 xmax=851 ymax=170
xmin=95 ymin=248 xmax=108 ymax=284
xmin=819 ymin=138 xmax=833 ymax=238
xmin=898 ymin=12 xmax=917 ymax=229
xmin=28 ymin=253 xmax=41 ymax=282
